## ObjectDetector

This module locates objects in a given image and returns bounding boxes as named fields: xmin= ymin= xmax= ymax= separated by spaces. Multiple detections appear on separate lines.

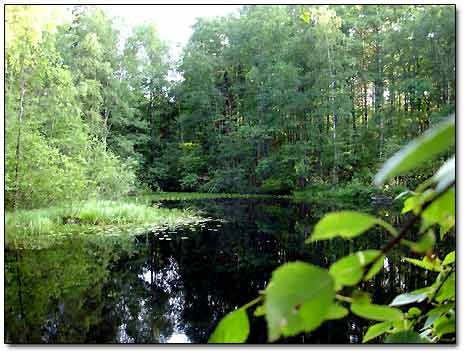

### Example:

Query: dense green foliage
xmin=209 ymin=117 xmax=455 ymax=343
xmin=5 ymin=5 xmax=455 ymax=344
xmin=5 ymin=5 xmax=455 ymax=211
xmin=171 ymin=5 xmax=455 ymax=193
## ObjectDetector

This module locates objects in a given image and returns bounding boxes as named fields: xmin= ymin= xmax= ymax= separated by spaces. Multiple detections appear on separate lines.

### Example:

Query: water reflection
xmin=5 ymin=198 xmax=454 ymax=343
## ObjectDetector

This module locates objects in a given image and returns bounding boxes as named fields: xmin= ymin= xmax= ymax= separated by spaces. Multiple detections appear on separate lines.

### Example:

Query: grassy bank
xmin=131 ymin=192 xmax=291 ymax=203
xmin=6 ymin=185 xmax=404 ymax=248
xmin=6 ymin=199 xmax=206 ymax=248
xmin=293 ymin=182 xmax=406 ymax=209
xmin=134 ymin=184 xmax=403 ymax=206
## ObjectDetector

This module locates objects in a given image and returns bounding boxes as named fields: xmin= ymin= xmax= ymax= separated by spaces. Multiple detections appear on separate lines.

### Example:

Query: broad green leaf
xmin=403 ymin=256 xmax=442 ymax=272
xmin=351 ymin=302 xmax=403 ymax=322
xmin=208 ymin=308 xmax=249 ymax=343
xmin=389 ymin=291 xmax=429 ymax=307
xmin=351 ymin=290 xmax=371 ymax=305
xmin=308 ymin=211 xmax=396 ymax=242
xmin=402 ymin=189 xmax=435 ymax=215
xmin=421 ymin=188 xmax=455 ymax=236
xmin=264 ymin=262 xmax=335 ymax=342
xmin=325 ymin=304 xmax=348 ymax=320
xmin=364 ymin=254 xmax=385 ymax=281
xmin=375 ymin=116 xmax=455 ymax=186
xmin=394 ymin=190 xmax=416 ymax=201
xmin=435 ymin=272 xmax=455 ymax=303
xmin=434 ymin=316 xmax=455 ymax=337
xmin=401 ymin=195 xmax=422 ymax=214
xmin=402 ymin=230 xmax=435 ymax=253
xmin=406 ymin=307 xmax=421 ymax=318
xmin=426 ymin=303 xmax=454 ymax=317
xmin=443 ymin=251 xmax=455 ymax=265
xmin=391 ymin=319 xmax=412 ymax=332
xmin=423 ymin=314 xmax=440 ymax=330
xmin=384 ymin=330 xmax=426 ymax=343
xmin=362 ymin=321 xmax=393 ymax=343
xmin=422 ymin=303 xmax=454 ymax=331
xmin=439 ymin=217 xmax=455 ymax=240
xmin=433 ymin=156 xmax=455 ymax=192
xmin=410 ymin=286 xmax=434 ymax=296
xmin=254 ymin=305 xmax=265 ymax=317
xmin=329 ymin=250 xmax=380 ymax=289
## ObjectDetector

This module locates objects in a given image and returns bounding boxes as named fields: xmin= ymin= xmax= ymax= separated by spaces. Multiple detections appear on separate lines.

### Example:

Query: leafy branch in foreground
xmin=208 ymin=116 xmax=455 ymax=344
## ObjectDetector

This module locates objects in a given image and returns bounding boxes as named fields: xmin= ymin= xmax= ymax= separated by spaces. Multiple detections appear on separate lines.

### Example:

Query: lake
xmin=4 ymin=197 xmax=451 ymax=343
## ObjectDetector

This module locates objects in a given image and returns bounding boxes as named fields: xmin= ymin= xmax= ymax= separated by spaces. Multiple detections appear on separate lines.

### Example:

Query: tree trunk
xmin=13 ymin=77 xmax=26 ymax=210
xmin=374 ymin=19 xmax=384 ymax=159
xmin=363 ymin=82 xmax=368 ymax=127
xmin=318 ymin=115 xmax=324 ymax=178
xmin=102 ymin=109 xmax=110 ymax=150
xmin=350 ymin=79 xmax=357 ymax=144
xmin=325 ymin=29 xmax=338 ymax=184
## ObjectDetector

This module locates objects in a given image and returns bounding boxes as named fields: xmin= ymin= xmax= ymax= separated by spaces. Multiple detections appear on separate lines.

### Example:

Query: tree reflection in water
xmin=5 ymin=198 xmax=454 ymax=343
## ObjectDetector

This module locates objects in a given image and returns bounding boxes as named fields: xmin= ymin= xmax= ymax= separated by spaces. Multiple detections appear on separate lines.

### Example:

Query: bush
xmin=259 ymin=178 xmax=294 ymax=195
xmin=200 ymin=167 xmax=249 ymax=193
xmin=86 ymin=146 xmax=137 ymax=199
xmin=5 ymin=127 xmax=89 ymax=209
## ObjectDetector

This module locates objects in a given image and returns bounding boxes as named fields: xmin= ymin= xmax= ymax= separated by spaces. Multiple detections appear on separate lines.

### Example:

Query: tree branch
xmin=362 ymin=181 xmax=455 ymax=280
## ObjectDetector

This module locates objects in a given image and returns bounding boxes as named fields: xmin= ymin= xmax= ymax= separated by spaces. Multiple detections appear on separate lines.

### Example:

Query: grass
xmin=293 ymin=181 xmax=406 ymax=209
xmin=6 ymin=186 xmax=403 ymax=248
xmin=139 ymin=192 xmax=289 ymax=201
xmin=71 ymin=200 xmax=184 ymax=225
xmin=132 ymin=192 xmax=291 ymax=203
xmin=5 ymin=199 xmax=205 ymax=247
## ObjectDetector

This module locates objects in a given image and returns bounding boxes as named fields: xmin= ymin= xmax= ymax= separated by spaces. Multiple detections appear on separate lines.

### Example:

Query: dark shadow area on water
xmin=5 ymin=198 xmax=455 ymax=343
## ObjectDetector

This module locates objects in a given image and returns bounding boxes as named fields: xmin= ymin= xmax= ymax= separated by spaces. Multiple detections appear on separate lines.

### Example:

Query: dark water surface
xmin=5 ymin=198 xmax=451 ymax=343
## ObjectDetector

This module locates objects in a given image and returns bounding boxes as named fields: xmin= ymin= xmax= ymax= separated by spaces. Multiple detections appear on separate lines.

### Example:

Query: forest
xmin=5 ymin=4 xmax=455 ymax=345
xmin=6 ymin=5 xmax=455 ymax=205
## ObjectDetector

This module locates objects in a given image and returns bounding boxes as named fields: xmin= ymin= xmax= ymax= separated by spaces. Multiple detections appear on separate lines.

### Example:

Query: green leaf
xmin=442 ymin=251 xmax=455 ymax=265
xmin=422 ymin=303 xmax=454 ymax=330
xmin=426 ymin=303 xmax=454 ymax=317
xmin=402 ymin=230 xmax=435 ymax=254
xmin=421 ymin=188 xmax=455 ymax=238
xmin=435 ymin=272 xmax=455 ymax=303
xmin=401 ymin=194 xmax=422 ymax=214
xmin=384 ymin=330 xmax=426 ymax=343
xmin=391 ymin=319 xmax=412 ymax=332
xmin=264 ymin=262 xmax=335 ymax=342
xmin=351 ymin=302 xmax=403 ymax=322
xmin=390 ymin=291 xmax=429 ymax=307
xmin=374 ymin=116 xmax=455 ymax=186
xmin=352 ymin=290 xmax=371 ymax=305
xmin=434 ymin=316 xmax=455 ymax=337
xmin=433 ymin=156 xmax=455 ymax=192
xmin=326 ymin=304 xmax=348 ymax=320
xmin=423 ymin=314 xmax=440 ymax=330
xmin=208 ymin=308 xmax=250 ymax=343
xmin=362 ymin=321 xmax=393 ymax=343
xmin=406 ymin=307 xmax=422 ymax=318
xmin=308 ymin=211 xmax=396 ymax=242
xmin=364 ymin=254 xmax=385 ymax=281
xmin=394 ymin=190 xmax=416 ymax=201
xmin=254 ymin=305 xmax=265 ymax=317
xmin=439 ymin=217 xmax=455 ymax=240
xmin=403 ymin=256 xmax=442 ymax=272
xmin=329 ymin=250 xmax=380 ymax=289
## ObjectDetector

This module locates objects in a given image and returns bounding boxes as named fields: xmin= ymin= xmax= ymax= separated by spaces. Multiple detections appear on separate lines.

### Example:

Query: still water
xmin=5 ymin=198 xmax=451 ymax=343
